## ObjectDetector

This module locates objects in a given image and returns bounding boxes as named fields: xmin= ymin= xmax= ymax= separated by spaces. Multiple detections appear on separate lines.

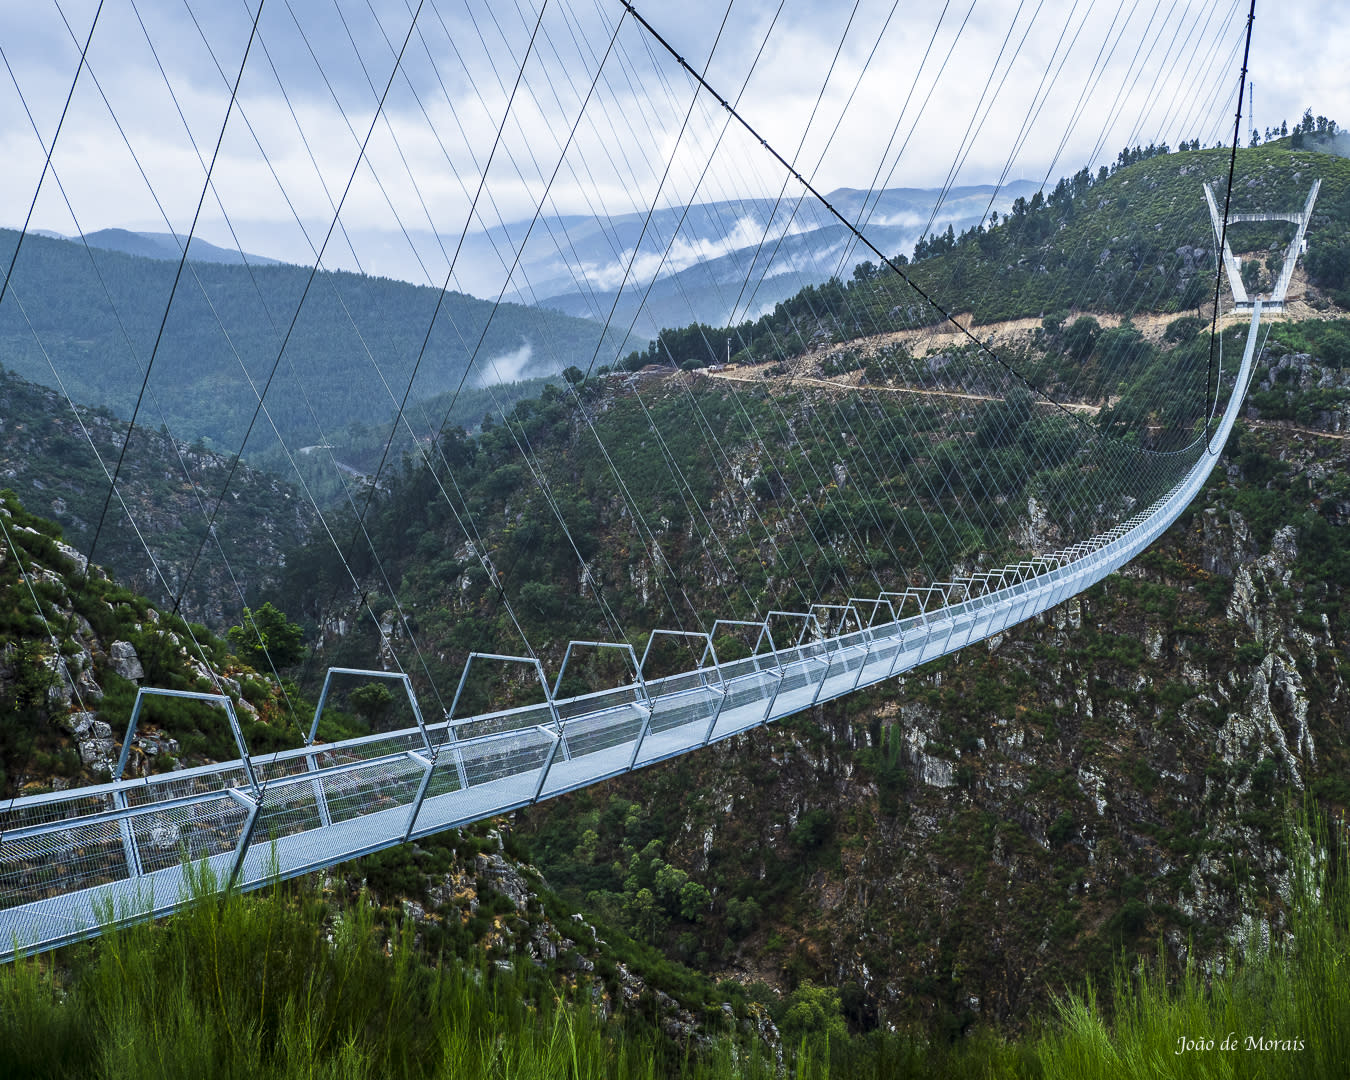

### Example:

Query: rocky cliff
xmin=0 ymin=492 xmax=292 ymax=796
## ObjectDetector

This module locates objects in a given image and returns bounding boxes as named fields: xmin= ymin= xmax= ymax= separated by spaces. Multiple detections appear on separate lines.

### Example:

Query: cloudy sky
xmin=2 ymin=0 xmax=1346 ymax=293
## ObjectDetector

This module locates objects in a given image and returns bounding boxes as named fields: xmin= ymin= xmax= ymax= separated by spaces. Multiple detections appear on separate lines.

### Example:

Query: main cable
xmin=1207 ymin=0 xmax=1256 ymax=449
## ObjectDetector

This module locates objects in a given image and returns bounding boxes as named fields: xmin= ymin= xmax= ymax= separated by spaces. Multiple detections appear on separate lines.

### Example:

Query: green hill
xmin=0 ymin=366 xmax=311 ymax=626
xmin=0 ymin=230 xmax=636 ymax=462
xmin=886 ymin=142 xmax=1350 ymax=324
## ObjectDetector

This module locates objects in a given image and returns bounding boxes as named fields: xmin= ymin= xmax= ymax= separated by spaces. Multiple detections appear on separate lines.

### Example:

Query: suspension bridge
xmin=0 ymin=0 xmax=1290 ymax=959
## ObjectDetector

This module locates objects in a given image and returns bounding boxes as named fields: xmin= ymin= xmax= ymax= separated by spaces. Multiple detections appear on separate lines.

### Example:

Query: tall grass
xmin=1035 ymin=808 xmax=1350 ymax=1080
xmin=1 ymin=807 xmax=1346 ymax=1078
xmin=0 ymin=867 xmax=787 ymax=1080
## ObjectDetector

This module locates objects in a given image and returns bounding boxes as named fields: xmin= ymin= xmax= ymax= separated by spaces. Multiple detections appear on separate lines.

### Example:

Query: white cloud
xmin=575 ymin=212 xmax=808 ymax=292
xmin=474 ymin=340 xmax=535 ymax=385
xmin=3 ymin=0 xmax=1344 ymax=293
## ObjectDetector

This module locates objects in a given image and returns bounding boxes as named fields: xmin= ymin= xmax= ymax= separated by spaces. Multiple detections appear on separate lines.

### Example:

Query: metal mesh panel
xmin=254 ymin=756 xmax=311 ymax=783
xmin=765 ymin=660 xmax=828 ymax=719
xmin=647 ymin=685 xmax=722 ymax=735
xmin=307 ymin=731 xmax=424 ymax=772
xmin=1 ymin=818 xmax=129 ymax=909
xmin=560 ymin=705 xmax=645 ymax=758
xmin=634 ymin=687 xmax=721 ymax=766
xmin=708 ymin=670 xmax=780 ymax=740
xmin=321 ymin=757 xmax=425 ymax=824
xmin=840 ymin=649 xmax=868 ymax=673
xmin=452 ymin=703 xmax=553 ymax=743
xmin=412 ymin=767 xmax=538 ymax=836
xmin=540 ymin=747 xmax=629 ymax=798
xmin=717 ymin=656 xmax=761 ymax=681
xmin=860 ymin=640 xmax=901 ymax=677
xmin=254 ymin=783 xmax=323 ymax=844
xmin=124 ymin=767 xmax=252 ymax=806
xmin=131 ymin=797 xmax=248 ymax=875
xmin=720 ymin=670 xmax=778 ymax=711
xmin=646 ymin=669 xmax=711 ymax=697
xmin=811 ymin=651 xmax=867 ymax=704
xmin=460 ymin=729 xmax=553 ymax=786
xmin=0 ymin=791 xmax=117 ymax=833
xmin=777 ymin=661 xmax=819 ymax=694
xmin=422 ymin=754 xmax=465 ymax=799
xmin=556 ymin=686 xmax=643 ymax=720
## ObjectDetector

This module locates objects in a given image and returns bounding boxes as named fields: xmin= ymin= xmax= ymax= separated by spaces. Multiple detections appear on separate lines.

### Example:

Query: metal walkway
xmin=0 ymin=306 xmax=1265 ymax=962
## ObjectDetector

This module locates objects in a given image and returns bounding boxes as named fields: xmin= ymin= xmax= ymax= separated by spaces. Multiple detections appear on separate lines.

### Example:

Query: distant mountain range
xmin=21 ymin=181 xmax=1039 ymax=344
xmin=472 ymin=182 xmax=1042 ymax=335
xmin=32 ymin=228 xmax=283 ymax=267
xmin=0 ymin=181 xmax=1035 ymax=474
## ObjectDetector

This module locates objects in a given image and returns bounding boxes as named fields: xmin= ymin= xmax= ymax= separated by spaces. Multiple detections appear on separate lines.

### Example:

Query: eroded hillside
xmin=0 ymin=367 xmax=311 ymax=627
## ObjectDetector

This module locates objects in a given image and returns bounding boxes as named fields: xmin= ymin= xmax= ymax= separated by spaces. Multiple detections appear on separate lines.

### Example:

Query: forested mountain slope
xmin=885 ymin=141 xmax=1350 ymax=325
xmin=0 ymin=229 xmax=635 ymax=460
xmin=0 ymin=366 xmax=310 ymax=626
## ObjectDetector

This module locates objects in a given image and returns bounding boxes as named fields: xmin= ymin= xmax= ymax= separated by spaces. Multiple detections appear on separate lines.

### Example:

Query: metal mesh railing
xmin=1 ymin=819 xmax=130 ymax=909
xmin=0 ymin=791 xmax=119 ymax=834
xmin=131 ymin=799 xmax=247 ymax=876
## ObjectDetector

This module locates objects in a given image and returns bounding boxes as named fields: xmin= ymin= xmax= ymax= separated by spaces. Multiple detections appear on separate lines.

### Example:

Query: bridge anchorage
xmin=1204 ymin=180 xmax=1320 ymax=313
xmin=1 ymin=166 xmax=1307 ymax=962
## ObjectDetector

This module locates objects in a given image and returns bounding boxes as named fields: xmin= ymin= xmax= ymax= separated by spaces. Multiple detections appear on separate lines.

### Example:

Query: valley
xmin=3 ymin=130 xmax=1350 ymax=1076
